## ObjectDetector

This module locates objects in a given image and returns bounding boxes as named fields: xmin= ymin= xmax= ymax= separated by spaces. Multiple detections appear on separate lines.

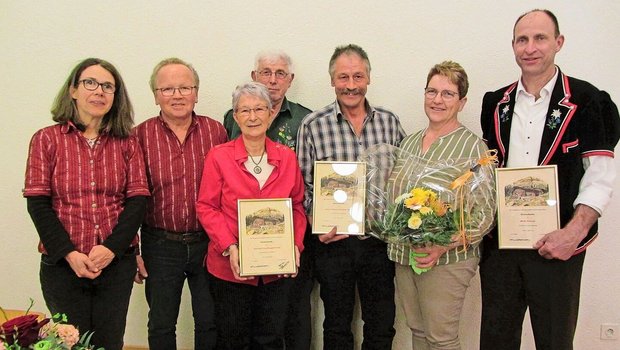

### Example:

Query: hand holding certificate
xmin=237 ymin=198 xmax=297 ymax=277
xmin=311 ymin=161 xmax=367 ymax=235
xmin=495 ymin=166 xmax=560 ymax=249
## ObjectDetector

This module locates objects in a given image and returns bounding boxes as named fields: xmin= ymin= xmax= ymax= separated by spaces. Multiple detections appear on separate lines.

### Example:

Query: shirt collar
xmin=61 ymin=121 xmax=109 ymax=137
xmin=516 ymin=66 xmax=559 ymax=101
xmin=279 ymin=97 xmax=291 ymax=114
xmin=333 ymin=99 xmax=374 ymax=121
xmin=157 ymin=111 xmax=198 ymax=131
xmin=233 ymin=137 xmax=282 ymax=163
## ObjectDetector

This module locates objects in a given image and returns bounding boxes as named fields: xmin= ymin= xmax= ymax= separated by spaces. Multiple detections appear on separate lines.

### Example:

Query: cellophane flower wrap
xmin=360 ymin=144 xmax=497 ymax=251
xmin=0 ymin=301 xmax=103 ymax=350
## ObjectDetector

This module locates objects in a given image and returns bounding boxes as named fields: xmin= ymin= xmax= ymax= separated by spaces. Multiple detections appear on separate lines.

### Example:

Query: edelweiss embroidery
xmin=500 ymin=105 xmax=510 ymax=122
xmin=547 ymin=109 xmax=562 ymax=129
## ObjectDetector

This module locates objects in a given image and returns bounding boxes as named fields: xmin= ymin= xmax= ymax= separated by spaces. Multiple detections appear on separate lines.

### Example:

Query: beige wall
xmin=1 ymin=1 xmax=619 ymax=349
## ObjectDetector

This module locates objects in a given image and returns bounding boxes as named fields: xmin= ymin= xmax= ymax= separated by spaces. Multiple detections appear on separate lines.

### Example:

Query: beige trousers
xmin=395 ymin=257 xmax=479 ymax=350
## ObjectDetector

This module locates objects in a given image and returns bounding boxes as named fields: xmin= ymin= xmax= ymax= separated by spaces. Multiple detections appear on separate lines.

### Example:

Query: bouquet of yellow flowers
xmin=0 ymin=300 xmax=102 ymax=350
xmin=360 ymin=144 xmax=497 ymax=252
xmin=377 ymin=187 xmax=457 ymax=247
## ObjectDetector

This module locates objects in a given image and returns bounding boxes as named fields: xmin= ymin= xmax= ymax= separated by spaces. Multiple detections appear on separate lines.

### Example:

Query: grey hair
xmin=328 ymin=44 xmax=371 ymax=78
xmin=254 ymin=50 xmax=294 ymax=74
xmin=149 ymin=57 xmax=200 ymax=92
xmin=232 ymin=82 xmax=273 ymax=111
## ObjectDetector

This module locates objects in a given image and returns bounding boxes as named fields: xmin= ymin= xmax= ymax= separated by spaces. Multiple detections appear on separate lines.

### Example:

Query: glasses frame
xmin=235 ymin=105 xmax=270 ymax=118
xmin=155 ymin=86 xmax=197 ymax=97
xmin=256 ymin=69 xmax=289 ymax=80
xmin=424 ymin=87 xmax=460 ymax=101
xmin=78 ymin=78 xmax=116 ymax=94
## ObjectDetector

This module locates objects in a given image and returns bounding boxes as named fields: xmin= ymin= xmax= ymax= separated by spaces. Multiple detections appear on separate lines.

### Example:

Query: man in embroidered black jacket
xmin=479 ymin=9 xmax=620 ymax=350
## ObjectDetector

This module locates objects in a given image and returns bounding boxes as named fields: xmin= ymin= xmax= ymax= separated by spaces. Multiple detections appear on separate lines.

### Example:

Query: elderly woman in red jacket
xmin=196 ymin=82 xmax=306 ymax=350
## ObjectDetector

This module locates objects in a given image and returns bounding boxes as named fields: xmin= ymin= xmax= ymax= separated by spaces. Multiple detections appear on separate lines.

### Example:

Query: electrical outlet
xmin=600 ymin=323 xmax=619 ymax=340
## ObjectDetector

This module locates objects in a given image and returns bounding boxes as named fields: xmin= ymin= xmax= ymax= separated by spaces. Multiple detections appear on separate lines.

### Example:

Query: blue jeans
xmin=141 ymin=226 xmax=216 ymax=350
xmin=40 ymin=249 xmax=136 ymax=350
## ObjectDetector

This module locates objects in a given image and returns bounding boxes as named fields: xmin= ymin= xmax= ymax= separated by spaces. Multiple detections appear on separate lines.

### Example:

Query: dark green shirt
xmin=223 ymin=97 xmax=311 ymax=152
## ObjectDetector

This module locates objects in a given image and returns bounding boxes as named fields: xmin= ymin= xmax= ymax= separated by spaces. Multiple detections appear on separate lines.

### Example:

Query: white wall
xmin=1 ymin=1 xmax=619 ymax=349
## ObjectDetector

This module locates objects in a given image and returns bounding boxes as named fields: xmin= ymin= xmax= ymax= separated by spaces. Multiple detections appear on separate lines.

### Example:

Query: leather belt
xmin=162 ymin=230 xmax=206 ymax=244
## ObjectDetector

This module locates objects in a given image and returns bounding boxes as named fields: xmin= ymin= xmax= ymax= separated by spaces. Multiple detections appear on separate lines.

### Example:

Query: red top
xmin=23 ymin=122 xmax=150 ymax=254
xmin=196 ymin=137 xmax=306 ymax=285
xmin=134 ymin=114 xmax=227 ymax=232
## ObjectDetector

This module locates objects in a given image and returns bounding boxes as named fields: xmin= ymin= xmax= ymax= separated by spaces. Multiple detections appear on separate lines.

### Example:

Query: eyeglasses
xmin=424 ymin=88 xmax=459 ymax=101
xmin=155 ymin=86 xmax=196 ymax=96
xmin=78 ymin=78 xmax=116 ymax=94
xmin=257 ymin=69 xmax=289 ymax=80
xmin=235 ymin=106 xmax=269 ymax=117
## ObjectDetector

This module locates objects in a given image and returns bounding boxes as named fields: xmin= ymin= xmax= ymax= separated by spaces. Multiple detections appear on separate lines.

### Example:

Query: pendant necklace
xmin=85 ymin=136 xmax=98 ymax=148
xmin=248 ymin=149 xmax=266 ymax=174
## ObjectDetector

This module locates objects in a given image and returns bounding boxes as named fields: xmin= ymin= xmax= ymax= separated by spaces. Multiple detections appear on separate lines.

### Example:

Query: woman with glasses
xmin=23 ymin=58 xmax=149 ymax=350
xmin=387 ymin=61 xmax=494 ymax=349
xmin=196 ymin=82 xmax=306 ymax=349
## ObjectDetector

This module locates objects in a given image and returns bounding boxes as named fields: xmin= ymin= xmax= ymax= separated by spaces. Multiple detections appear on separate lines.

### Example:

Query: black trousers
xmin=40 ymin=250 xmax=136 ymax=350
xmin=210 ymin=275 xmax=292 ymax=350
xmin=479 ymin=235 xmax=585 ymax=350
xmin=314 ymin=236 xmax=396 ymax=350
xmin=284 ymin=225 xmax=315 ymax=350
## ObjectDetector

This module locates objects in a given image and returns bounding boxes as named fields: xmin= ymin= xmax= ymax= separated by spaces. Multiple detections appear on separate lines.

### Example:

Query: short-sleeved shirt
xmin=23 ymin=122 xmax=150 ymax=254
xmin=134 ymin=113 xmax=228 ymax=232
xmin=223 ymin=97 xmax=310 ymax=151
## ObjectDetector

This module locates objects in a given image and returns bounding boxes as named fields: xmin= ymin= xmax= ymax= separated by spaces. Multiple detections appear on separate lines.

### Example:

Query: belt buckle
xmin=180 ymin=232 xmax=198 ymax=244
xmin=181 ymin=232 xmax=192 ymax=244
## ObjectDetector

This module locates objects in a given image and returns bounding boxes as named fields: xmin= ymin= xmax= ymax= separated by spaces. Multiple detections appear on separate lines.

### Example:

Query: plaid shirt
xmin=23 ymin=123 xmax=150 ymax=254
xmin=296 ymin=100 xmax=406 ymax=213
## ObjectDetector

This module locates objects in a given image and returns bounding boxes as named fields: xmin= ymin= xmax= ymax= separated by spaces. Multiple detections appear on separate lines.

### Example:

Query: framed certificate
xmin=312 ymin=161 xmax=366 ymax=235
xmin=495 ymin=165 xmax=560 ymax=249
xmin=237 ymin=198 xmax=296 ymax=276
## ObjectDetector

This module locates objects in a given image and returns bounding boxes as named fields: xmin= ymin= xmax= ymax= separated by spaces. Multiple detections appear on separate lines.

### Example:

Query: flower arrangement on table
xmin=360 ymin=144 xmax=497 ymax=274
xmin=0 ymin=300 xmax=102 ymax=350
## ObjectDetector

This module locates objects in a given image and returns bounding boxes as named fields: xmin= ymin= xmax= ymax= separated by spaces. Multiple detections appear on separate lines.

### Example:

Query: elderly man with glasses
xmin=222 ymin=50 xmax=311 ymax=152
xmin=133 ymin=57 xmax=228 ymax=350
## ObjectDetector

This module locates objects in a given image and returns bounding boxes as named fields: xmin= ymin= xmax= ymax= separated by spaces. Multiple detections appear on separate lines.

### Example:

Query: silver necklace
xmin=247 ymin=149 xmax=266 ymax=174
xmin=85 ymin=136 xmax=98 ymax=148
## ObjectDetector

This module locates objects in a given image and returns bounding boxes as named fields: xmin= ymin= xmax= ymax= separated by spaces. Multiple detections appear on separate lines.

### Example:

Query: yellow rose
xmin=408 ymin=214 xmax=422 ymax=229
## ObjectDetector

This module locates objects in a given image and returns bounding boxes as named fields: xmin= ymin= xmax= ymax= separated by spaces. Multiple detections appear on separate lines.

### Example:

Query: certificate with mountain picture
xmin=495 ymin=165 xmax=560 ymax=249
xmin=237 ymin=198 xmax=296 ymax=276
xmin=312 ymin=161 xmax=367 ymax=235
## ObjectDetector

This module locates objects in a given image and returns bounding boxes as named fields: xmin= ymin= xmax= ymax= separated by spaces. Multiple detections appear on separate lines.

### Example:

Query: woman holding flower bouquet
xmin=23 ymin=58 xmax=149 ymax=350
xmin=385 ymin=61 xmax=496 ymax=349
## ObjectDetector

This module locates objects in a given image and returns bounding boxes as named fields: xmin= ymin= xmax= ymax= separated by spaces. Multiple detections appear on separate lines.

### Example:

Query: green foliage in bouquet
xmin=371 ymin=187 xmax=457 ymax=246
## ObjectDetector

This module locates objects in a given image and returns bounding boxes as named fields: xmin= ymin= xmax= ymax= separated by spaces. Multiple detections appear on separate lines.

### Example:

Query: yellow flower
xmin=429 ymin=199 xmax=449 ymax=217
xmin=419 ymin=206 xmax=433 ymax=215
xmin=404 ymin=196 xmax=423 ymax=210
xmin=408 ymin=213 xmax=422 ymax=229
xmin=410 ymin=188 xmax=428 ymax=202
